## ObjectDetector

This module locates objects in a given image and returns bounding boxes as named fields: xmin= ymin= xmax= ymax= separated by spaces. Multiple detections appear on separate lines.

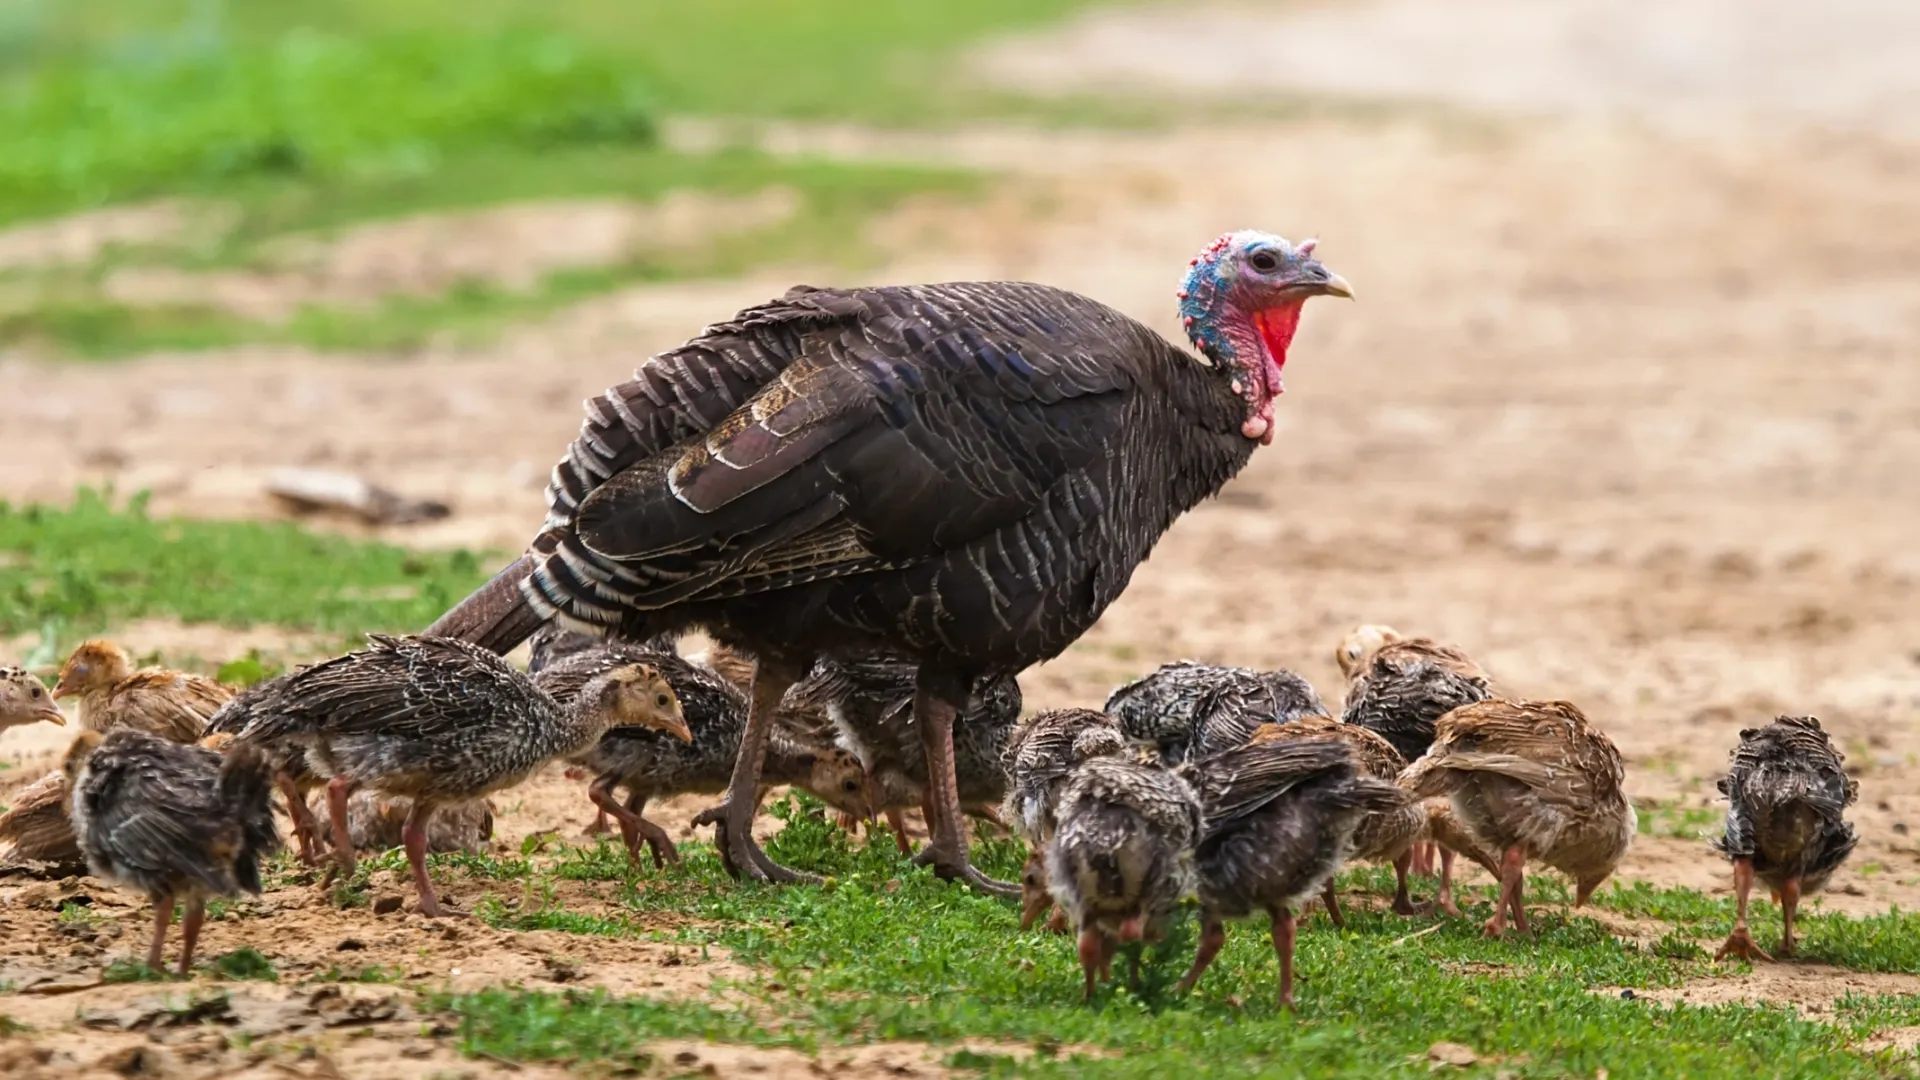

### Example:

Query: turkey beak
xmin=661 ymin=716 xmax=693 ymax=744
xmin=49 ymin=680 xmax=74 ymax=701
xmin=34 ymin=701 xmax=66 ymax=726
xmin=1317 ymin=271 xmax=1355 ymax=300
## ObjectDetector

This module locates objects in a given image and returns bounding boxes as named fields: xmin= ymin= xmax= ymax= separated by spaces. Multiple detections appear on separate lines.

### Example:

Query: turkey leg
xmin=1780 ymin=876 xmax=1801 ymax=957
xmin=146 ymin=890 xmax=174 ymax=973
xmin=1175 ymin=913 xmax=1227 ymax=995
xmin=693 ymin=657 xmax=817 ymax=884
xmin=403 ymin=800 xmax=465 ymax=917
xmin=589 ymin=775 xmax=676 ymax=868
xmin=909 ymin=666 xmax=1017 ymax=897
xmin=1716 ymin=857 xmax=1771 ymax=962
xmin=177 ymin=895 xmax=206 ymax=976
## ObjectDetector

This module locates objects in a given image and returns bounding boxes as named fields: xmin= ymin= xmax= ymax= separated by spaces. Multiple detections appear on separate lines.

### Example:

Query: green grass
xmin=0 ymin=489 xmax=494 ymax=646
xmin=394 ymin=800 xmax=1920 ymax=1078
xmin=0 ymin=0 xmax=1097 ymax=358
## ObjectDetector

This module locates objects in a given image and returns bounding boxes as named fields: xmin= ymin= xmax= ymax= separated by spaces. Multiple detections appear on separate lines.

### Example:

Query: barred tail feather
xmin=424 ymin=554 xmax=547 ymax=653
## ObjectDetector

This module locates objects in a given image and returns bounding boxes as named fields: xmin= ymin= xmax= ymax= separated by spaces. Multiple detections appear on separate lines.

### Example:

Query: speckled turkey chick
xmin=786 ymin=657 xmax=1023 ymax=853
xmin=1400 ymin=699 xmax=1634 ymax=938
xmin=1250 ymin=717 xmax=1426 ymax=921
xmin=1178 ymin=735 xmax=1407 ymax=1008
xmin=65 ymin=729 xmax=279 ymax=974
xmin=1104 ymin=660 xmax=1326 ymax=764
xmin=527 ymin=624 xmax=680 ymax=674
xmin=0 ymin=668 xmax=78 ymax=870
xmin=52 ymin=640 xmax=231 ymax=742
xmin=535 ymin=641 xmax=870 ymax=870
xmin=999 ymin=708 xmax=1128 ymax=930
xmin=1045 ymin=753 xmax=1201 ymax=1000
xmin=231 ymin=634 xmax=688 ymax=915
xmin=1713 ymin=715 xmax=1857 ymax=961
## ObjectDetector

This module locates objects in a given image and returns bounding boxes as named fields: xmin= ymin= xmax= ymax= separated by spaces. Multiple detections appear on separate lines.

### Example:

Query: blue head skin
xmin=1177 ymin=230 xmax=1352 ymax=444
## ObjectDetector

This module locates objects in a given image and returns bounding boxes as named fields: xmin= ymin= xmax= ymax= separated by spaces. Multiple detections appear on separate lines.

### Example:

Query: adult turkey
xmin=427 ymin=231 xmax=1351 ymax=893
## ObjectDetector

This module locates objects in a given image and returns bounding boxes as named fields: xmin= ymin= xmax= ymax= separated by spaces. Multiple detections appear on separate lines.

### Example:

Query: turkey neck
xmin=1147 ymin=340 xmax=1261 ymax=520
xmin=761 ymin=726 xmax=828 ymax=784
xmin=541 ymin=683 xmax=617 ymax=760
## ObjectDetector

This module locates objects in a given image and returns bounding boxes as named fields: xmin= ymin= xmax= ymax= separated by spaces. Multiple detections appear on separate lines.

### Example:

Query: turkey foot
xmin=1716 ymin=926 xmax=1773 ymax=963
xmin=1319 ymin=880 xmax=1347 ymax=929
xmin=913 ymin=668 xmax=1017 ymax=899
xmin=590 ymin=776 xmax=678 ymax=869
xmin=1481 ymin=846 xmax=1531 ymax=938
xmin=695 ymin=656 xmax=819 ymax=885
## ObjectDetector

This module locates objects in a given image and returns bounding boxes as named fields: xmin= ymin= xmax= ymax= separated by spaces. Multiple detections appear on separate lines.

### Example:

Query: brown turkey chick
xmin=1338 ymin=628 xmax=1494 ymax=894
xmin=347 ymin=792 xmax=496 ymax=856
xmin=65 ymin=729 xmax=280 ymax=974
xmin=52 ymin=640 xmax=231 ymax=742
xmin=1400 ymin=699 xmax=1635 ymax=937
xmin=1250 ymin=717 xmax=1425 ymax=921
xmin=1714 ymin=715 xmax=1857 ymax=961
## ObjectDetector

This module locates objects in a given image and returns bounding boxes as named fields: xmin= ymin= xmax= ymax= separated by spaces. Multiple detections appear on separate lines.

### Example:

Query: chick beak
xmin=1318 ymin=272 xmax=1355 ymax=300
xmin=34 ymin=701 xmax=66 ymax=726
xmin=658 ymin=715 xmax=693 ymax=744
xmin=1020 ymin=891 xmax=1051 ymax=931
xmin=49 ymin=681 xmax=74 ymax=701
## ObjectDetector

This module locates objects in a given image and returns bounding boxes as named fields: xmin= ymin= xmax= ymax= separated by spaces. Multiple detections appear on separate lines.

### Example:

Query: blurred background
xmin=1 ymin=0 xmax=1918 ymax=902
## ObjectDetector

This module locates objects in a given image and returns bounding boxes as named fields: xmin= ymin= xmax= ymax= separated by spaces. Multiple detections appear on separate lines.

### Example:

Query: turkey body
xmin=431 ymin=280 xmax=1275 ymax=890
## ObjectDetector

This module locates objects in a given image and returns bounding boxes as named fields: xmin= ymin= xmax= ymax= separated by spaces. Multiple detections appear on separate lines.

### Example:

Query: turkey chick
xmin=1400 ymin=699 xmax=1634 ymax=937
xmin=1714 ymin=715 xmax=1857 ymax=961
xmin=1179 ymin=734 xmax=1407 ymax=1008
xmin=1251 ymin=717 xmax=1426 ymax=920
xmin=52 ymin=640 xmax=230 ymax=742
xmin=1105 ymin=660 xmax=1326 ymax=764
xmin=1046 ymin=753 xmax=1201 ymax=1000
xmin=537 ymin=641 xmax=869 ymax=870
xmin=233 ymin=634 xmax=687 ymax=915
xmin=1000 ymin=708 xmax=1127 ymax=930
xmin=65 ymin=729 xmax=279 ymax=974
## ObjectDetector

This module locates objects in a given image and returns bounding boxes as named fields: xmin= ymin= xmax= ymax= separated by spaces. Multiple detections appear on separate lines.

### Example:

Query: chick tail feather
xmin=217 ymin=742 xmax=283 ymax=892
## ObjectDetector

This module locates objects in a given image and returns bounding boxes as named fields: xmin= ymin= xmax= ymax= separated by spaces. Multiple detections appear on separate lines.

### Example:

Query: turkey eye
xmin=843 ymin=780 xmax=860 ymax=792
xmin=30 ymin=687 xmax=41 ymax=697
xmin=1248 ymin=250 xmax=1281 ymax=273
xmin=655 ymin=694 xmax=669 ymax=708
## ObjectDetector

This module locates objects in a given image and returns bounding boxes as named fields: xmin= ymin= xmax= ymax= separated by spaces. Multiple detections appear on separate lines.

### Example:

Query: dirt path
xmin=3 ymin=1 xmax=1920 ymax=1067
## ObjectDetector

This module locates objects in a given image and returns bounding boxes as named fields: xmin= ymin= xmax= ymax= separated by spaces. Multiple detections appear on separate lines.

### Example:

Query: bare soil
xmin=4 ymin=0 xmax=1920 ymax=1067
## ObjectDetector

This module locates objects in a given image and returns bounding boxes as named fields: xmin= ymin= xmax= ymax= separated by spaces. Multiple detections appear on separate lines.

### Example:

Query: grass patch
xmin=206 ymin=947 xmax=278 ymax=981
xmin=0 ymin=489 xmax=494 ymax=644
xmin=411 ymin=800 xmax=1920 ymax=1077
xmin=1 ymin=28 xmax=653 ymax=216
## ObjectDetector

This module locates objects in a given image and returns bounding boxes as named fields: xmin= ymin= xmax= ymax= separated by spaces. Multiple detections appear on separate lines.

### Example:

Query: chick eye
xmin=843 ymin=779 xmax=860 ymax=793
xmin=30 ymin=687 xmax=42 ymax=698
xmin=655 ymin=694 xmax=670 ymax=708
xmin=1248 ymin=250 xmax=1281 ymax=273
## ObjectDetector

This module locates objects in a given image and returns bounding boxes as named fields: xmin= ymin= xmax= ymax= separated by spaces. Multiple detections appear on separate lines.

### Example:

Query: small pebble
xmin=1620 ymin=989 xmax=1636 ymax=1000
xmin=336 ymin=938 xmax=365 ymax=952
xmin=372 ymin=895 xmax=405 ymax=916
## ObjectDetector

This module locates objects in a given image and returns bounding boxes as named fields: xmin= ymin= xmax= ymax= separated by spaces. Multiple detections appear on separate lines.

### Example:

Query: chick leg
xmin=693 ymin=658 xmax=815 ymax=884
xmin=1077 ymin=928 xmax=1106 ymax=1002
xmin=1270 ymin=905 xmax=1299 ymax=1010
xmin=910 ymin=666 xmax=1016 ymax=898
xmin=1780 ymin=876 xmax=1801 ymax=958
xmin=1435 ymin=847 xmax=1462 ymax=918
xmin=1391 ymin=850 xmax=1431 ymax=916
xmin=1409 ymin=841 xmax=1433 ymax=877
xmin=1716 ymin=857 xmax=1772 ymax=962
xmin=1320 ymin=880 xmax=1347 ymax=929
xmin=325 ymin=776 xmax=358 ymax=880
xmin=177 ymin=895 xmax=206 ymax=977
xmin=886 ymin=808 xmax=913 ymax=855
xmin=278 ymin=773 xmax=323 ymax=865
xmin=403 ymin=801 xmax=463 ymax=918
xmin=1483 ymin=846 xmax=1528 ymax=938
xmin=146 ymin=891 xmax=174 ymax=973
xmin=1175 ymin=913 xmax=1227 ymax=995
